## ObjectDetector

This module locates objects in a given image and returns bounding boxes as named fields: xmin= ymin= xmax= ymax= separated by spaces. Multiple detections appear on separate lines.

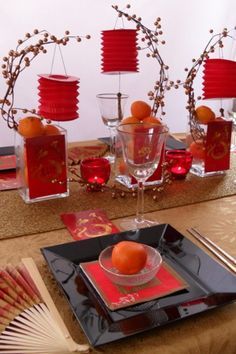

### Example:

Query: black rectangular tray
xmin=41 ymin=224 xmax=236 ymax=347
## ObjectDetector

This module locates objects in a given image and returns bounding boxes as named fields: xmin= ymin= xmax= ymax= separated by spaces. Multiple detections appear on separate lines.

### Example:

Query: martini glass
xmin=96 ymin=93 xmax=129 ymax=163
xmin=117 ymin=122 xmax=169 ymax=230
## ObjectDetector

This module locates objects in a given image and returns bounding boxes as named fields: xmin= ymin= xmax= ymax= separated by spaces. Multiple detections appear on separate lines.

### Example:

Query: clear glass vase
xmin=187 ymin=119 xmax=232 ymax=177
xmin=15 ymin=126 xmax=69 ymax=203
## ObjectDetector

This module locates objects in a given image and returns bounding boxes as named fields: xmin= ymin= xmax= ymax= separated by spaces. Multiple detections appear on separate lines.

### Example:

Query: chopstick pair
xmin=187 ymin=227 xmax=236 ymax=274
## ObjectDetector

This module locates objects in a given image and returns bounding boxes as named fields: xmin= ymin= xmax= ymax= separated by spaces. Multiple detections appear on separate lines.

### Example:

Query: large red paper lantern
xmin=38 ymin=74 xmax=79 ymax=121
xmin=202 ymin=59 xmax=236 ymax=99
xmin=101 ymin=29 xmax=139 ymax=74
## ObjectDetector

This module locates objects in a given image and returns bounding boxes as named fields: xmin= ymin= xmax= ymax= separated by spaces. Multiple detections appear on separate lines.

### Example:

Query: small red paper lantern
xmin=101 ymin=29 xmax=139 ymax=74
xmin=38 ymin=74 xmax=79 ymax=121
xmin=202 ymin=59 xmax=236 ymax=99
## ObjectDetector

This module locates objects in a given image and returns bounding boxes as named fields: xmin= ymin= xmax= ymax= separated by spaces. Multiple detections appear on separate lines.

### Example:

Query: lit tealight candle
xmin=80 ymin=157 xmax=111 ymax=191
xmin=166 ymin=150 xmax=193 ymax=179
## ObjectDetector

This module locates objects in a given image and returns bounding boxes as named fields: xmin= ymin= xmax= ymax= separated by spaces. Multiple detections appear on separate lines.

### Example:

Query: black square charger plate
xmin=41 ymin=224 xmax=236 ymax=347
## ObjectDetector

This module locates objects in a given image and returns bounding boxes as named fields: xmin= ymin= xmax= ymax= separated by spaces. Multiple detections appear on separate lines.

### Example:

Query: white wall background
xmin=0 ymin=0 xmax=235 ymax=147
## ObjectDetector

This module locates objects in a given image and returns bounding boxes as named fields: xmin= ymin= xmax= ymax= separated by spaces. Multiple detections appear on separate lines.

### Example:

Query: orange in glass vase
xmin=187 ymin=114 xmax=232 ymax=177
xmin=16 ymin=117 xmax=69 ymax=203
xmin=18 ymin=116 xmax=45 ymax=138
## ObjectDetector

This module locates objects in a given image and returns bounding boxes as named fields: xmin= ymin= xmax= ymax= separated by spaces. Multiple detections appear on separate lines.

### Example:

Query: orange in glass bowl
xmin=99 ymin=244 xmax=162 ymax=286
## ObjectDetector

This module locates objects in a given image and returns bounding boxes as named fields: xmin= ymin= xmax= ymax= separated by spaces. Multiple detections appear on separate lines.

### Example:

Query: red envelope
xmin=25 ymin=134 xmax=67 ymax=199
xmin=61 ymin=209 xmax=120 ymax=241
xmin=205 ymin=120 xmax=232 ymax=172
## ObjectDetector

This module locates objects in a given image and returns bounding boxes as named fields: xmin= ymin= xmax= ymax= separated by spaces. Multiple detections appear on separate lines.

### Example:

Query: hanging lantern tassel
xmin=101 ymin=29 xmax=139 ymax=74
xmin=38 ymin=74 xmax=80 ymax=121
xmin=202 ymin=58 xmax=236 ymax=99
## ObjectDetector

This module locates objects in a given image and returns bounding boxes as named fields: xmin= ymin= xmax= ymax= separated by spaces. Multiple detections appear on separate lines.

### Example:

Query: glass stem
xmin=136 ymin=179 xmax=145 ymax=224
xmin=109 ymin=127 xmax=116 ymax=157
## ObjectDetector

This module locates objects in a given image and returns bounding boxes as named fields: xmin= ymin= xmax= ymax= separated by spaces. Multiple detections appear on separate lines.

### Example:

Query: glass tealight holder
xmin=15 ymin=126 xmax=69 ymax=203
xmin=80 ymin=157 xmax=111 ymax=191
xmin=166 ymin=150 xmax=193 ymax=179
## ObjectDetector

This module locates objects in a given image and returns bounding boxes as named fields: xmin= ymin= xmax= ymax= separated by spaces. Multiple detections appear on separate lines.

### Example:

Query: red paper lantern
xmin=101 ymin=29 xmax=139 ymax=74
xmin=37 ymin=74 xmax=79 ymax=121
xmin=202 ymin=59 xmax=236 ymax=99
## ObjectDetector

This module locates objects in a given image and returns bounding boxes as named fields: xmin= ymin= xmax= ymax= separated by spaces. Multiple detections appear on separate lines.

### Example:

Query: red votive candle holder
xmin=166 ymin=150 xmax=193 ymax=179
xmin=80 ymin=157 xmax=111 ymax=191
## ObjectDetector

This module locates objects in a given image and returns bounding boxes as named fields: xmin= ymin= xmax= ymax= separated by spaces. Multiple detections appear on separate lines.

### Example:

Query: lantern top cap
xmin=101 ymin=29 xmax=137 ymax=34
xmin=38 ymin=74 xmax=79 ymax=83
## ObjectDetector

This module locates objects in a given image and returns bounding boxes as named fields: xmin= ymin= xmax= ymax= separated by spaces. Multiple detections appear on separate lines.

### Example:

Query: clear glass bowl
xmin=98 ymin=244 xmax=162 ymax=286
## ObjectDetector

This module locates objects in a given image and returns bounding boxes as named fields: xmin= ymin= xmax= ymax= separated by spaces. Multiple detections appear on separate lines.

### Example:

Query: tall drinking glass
xmin=117 ymin=122 xmax=169 ymax=230
xmin=96 ymin=93 xmax=129 ymax=163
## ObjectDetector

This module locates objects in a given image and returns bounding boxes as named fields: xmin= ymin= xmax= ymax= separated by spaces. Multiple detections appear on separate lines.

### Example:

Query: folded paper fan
xmin=0 ymin=258 xmax=89 ymax=353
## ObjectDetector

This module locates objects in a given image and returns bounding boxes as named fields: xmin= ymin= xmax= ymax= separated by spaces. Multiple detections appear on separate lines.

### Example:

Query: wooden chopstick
xmin=190 ymin=227 xmax=236 ymax=265
xmin=187 ymin=227 xmax=236 ymax=274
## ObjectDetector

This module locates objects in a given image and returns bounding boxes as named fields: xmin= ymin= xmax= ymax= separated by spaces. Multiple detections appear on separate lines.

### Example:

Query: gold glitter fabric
xmin=0 ymin=155 xmax=235 ymax=240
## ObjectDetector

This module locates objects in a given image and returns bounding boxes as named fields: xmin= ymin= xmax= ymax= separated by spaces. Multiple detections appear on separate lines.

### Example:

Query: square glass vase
xmin=190 ymin=159 xmax=227 ymax=178
xmin=15 ymin=126 xmax=69 ymax=203
xmin=187 ymin=119 xmax=232 ymax=178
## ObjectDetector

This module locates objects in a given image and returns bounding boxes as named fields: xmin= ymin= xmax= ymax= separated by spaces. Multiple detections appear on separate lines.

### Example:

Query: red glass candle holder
xmin=166 ymin=150 xmax=193 ymax=179
xmin=80 ymin=157 xmax=111 ymax=191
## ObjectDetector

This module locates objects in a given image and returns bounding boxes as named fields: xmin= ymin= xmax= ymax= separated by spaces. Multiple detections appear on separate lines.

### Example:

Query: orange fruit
xmin=111 ymin=241 xmax=147 ymax=275
xmin=130 ymin=100 xmax=152 ymax=120
xmin=195 ymin=105 xmax=216 ymax=125
xmin=121 ymin=116 xmax=140 ymax=125
xmin=44 ymin=124 xmax=60 ymax=135
xmin=142 ymin=116 xmax=162 ymax=124
xmin=18 ymin=116 xmax=45 ymax=138
xmin=189 ymin=140 xmax=206 ymax=160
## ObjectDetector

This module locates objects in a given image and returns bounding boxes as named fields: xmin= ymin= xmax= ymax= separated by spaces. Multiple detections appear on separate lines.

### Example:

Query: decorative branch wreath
xmin=112 ymin=4 xmax=180 ymax=119
xmin=0 ymin=22 xmax=172 ymax=199
xmin=0 ymin=29 xmax=91 ymax=130
xmin=183 ymin=27 xmax=236 ymax=141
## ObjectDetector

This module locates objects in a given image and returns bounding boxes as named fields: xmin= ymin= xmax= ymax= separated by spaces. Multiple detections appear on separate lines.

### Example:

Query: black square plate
xmin=41 ymin=224 xmax=236 ymax=347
